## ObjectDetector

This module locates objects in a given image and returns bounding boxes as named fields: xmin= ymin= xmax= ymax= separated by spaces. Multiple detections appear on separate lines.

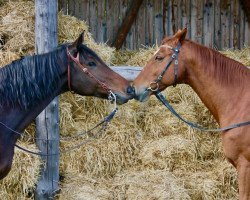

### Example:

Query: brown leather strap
xmin=67 ymin=48 xmax=111 ymax=93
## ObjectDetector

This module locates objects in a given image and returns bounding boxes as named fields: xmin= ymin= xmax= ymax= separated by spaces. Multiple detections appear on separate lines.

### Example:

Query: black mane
xmin=0 ymin=44 xmax=67 ymax=109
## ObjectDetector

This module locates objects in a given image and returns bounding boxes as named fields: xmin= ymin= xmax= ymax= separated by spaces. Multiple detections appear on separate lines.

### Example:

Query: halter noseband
xmin=147 ymin=43 xmax=181 ymax=92
xmin=66 ymin=47 xmax=116 ymax=102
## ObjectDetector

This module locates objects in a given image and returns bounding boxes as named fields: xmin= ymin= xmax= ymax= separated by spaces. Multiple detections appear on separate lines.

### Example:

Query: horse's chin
xmin=115 ymin=93 xmax=133 ymax=105
xmin=134 ymin=90 xmax=151 ymax=102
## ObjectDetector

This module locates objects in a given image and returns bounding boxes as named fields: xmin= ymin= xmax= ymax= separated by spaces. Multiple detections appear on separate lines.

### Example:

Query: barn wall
xmin=58 ymin=0 xmax=249 ymax=50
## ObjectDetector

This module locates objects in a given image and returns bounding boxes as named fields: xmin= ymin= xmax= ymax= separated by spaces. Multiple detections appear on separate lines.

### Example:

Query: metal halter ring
xmin=108 ymin=90 xmax=117 ymax=107
xmin=147 ymin=81 xmax=159 ymax=92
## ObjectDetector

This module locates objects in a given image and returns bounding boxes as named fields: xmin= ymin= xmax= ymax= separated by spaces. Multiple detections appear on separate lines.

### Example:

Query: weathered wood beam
xmin=35 ymin=0 xmax=59 ymax=199
xmin=110 ymin=66 xmax=142 ymax=81
xmin=113 ymin=0 xmax=144 ymax=50
xmin=240 ymin=0 xmax=250 ymax=22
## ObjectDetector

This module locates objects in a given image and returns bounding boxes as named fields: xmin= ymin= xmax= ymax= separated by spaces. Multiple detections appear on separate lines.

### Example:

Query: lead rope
xmin=12 ymin=91 xmax=118 ymax=156
xmin=155 ymin=91 xmax=250 ymax=132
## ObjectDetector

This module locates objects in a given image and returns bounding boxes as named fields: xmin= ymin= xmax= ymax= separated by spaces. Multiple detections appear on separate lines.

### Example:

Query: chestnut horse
xmin=0 ymin=33 xmax=134 ymax=180
xmin=133 ymin=28 xmax=250 ymax=199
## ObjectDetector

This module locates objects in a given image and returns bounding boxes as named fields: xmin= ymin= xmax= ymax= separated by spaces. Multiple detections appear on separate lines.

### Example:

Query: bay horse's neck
xmin=0 ymin=47 xmax=68 ymax=133
xmin=182 ymin=41 xmax=250 ymax=125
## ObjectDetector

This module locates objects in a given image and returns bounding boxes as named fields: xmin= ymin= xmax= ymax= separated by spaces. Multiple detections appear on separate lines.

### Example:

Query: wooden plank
xmin=154 ymin=0 xmax=163 ymax=45
xmin=246 ymin=21 xmax=250 ymax=47
xmin=181 ymin=0 xmax=191 ymax=38
xmin=203 ymin=0 xmax=214 ymax=47
xmin=145 ymin=0 xmax=154 ymax=46
xmin=136 ymin=0 xmax=146 ymax=48
xmin=131 ymin=18 xmax=137 ymax=49
xmin=171 ymin=0 xmax=178 ymax=35
xmin=214 ymin=0 xmax=221 ymax=49
xmin=58 ymin=0 xmax=67 ymax=14
xmin=34 ymin=0 xmax=59 ymax=199
xmin=194 ymin=0 xmax=203 ymax=43
xmin=239 ymin=0 xmax=245 ymax=48
xmin=228 ymin=0 xmax=234 ymax=48
xmin=106 ymin=0 xmax=115 ymax=45
xmin=163 ymin=0 xmax=167 ymax=36
xmin=89 ymin=0 xmax=97 ymax=40
xmin=176 ymin=0 xmax=182 ymax=35
xmin=68 ymin=0 xmax=75 ymax=16
xmin=168 ymin=0 xmax=174 ymax=36
xmin=97 ymin=0 xmax=106 ymax=42
xmin=190 ymin=0 xmax=198 ymax=41
xmin=220 ymin=0 xmax=230 ymax=49
xmin=124 ymin=1 xmax=133 ymax=48
xmin=119 ymin=0 xmax=129 ymax=49
xmin=112 ymin=1 xmax=120 ymax=45
xmin=232 ymin=0 xmax=240 ymax=49
xmin=74 ymin=0 xmax=80 ymax=19
xmin=80 ymin=0 xmax=90 ymax=21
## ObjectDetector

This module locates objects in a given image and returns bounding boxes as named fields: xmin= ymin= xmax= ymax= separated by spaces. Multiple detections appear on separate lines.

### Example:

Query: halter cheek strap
xmin=66 ymin=48 xmax=111 ymax=94
xmin=147 ymin=43 xmax=181 ymax=92
xmin=67 ymin=51 xmax=77 ymax=93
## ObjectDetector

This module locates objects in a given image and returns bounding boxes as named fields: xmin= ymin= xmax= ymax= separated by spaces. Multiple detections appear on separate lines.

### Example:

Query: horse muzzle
xmin=114 ymin=86 xmax=135 ymax=105
xmin=134 ymin=87 xmax=151 ymax=102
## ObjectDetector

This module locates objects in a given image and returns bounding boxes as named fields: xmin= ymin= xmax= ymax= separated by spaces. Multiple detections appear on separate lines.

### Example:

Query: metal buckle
xmin=108 ymin=90 xmax=117 ymax=108
xmin=147 ymin=81 xmax=159 ymax=92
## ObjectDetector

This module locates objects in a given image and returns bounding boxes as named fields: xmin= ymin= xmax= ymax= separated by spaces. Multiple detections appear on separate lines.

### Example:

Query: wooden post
xmin=35 ymin=0 xmax=59 ymax=199
xmin=113 ymin=0 xmax=144 ymax=50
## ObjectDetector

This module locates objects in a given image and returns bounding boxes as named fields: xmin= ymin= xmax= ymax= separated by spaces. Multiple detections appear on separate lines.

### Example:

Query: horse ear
xmin=71 ymin=31 xmax=85 ymax=50
xmin=174 ymin=28 xmax=187 ymax=43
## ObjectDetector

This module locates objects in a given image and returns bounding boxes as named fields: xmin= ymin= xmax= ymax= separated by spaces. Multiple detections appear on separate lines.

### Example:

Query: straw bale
xmin=0 ymin=49 xmax=20 ymax=66
xmin=59 ymin=170 xmax=190 ymax=200
xmin=178 ymin=159 xmax=238 ymax=199
xmin=138 ymin=135 xmax=195 ymax=170
xmin=58 ymin=174 xmax=112 ymax=200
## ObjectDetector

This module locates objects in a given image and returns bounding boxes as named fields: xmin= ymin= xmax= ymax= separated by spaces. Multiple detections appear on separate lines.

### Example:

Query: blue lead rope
xmin=155 ymin=91 xmax=250 ymax=132
xmin=13 ymin=107 xmax=118 ymax=156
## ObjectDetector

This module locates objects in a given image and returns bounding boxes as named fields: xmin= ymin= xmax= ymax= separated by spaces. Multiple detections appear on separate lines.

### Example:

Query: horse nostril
xmin=126 ymin=86 xmax=135 ymax=95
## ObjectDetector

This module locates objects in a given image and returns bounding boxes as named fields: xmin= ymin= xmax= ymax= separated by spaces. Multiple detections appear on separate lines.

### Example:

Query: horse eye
xmin=88 ymin=61 xmax=96 ymax=67
xmin=155 ymin=56 xmax=164 ymax=61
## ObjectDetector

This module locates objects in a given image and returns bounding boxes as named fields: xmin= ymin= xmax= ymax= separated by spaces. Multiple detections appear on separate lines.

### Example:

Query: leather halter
xmin=66 ymin=47 xmax=111 ymax=94
xmin=147 ymin=43 xmax=181 ymax=92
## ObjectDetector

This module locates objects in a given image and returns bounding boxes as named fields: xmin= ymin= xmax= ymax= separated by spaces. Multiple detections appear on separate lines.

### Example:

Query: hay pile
xmin=1 ymin=0 xmax=249 ymax=199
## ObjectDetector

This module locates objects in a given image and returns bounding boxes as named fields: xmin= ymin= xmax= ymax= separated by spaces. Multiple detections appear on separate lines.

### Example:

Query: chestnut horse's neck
xmin=181 ymin=40 xmax=250 ymax=125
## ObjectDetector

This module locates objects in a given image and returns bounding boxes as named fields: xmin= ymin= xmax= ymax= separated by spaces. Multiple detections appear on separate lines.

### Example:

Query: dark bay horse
xmin=0 ymin=33 xmax=134 ymax=180
xmin=133 ymin=28 xmax=250 ymax=199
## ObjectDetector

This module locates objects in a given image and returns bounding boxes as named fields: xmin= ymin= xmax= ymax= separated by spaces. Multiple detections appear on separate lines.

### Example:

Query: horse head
xmin=67 ymin=32 xmax=135 ymax=104
xmin=133 ymin=28 xmax=187 ymax=102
